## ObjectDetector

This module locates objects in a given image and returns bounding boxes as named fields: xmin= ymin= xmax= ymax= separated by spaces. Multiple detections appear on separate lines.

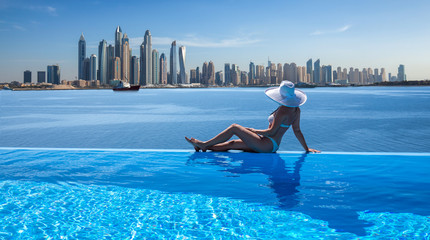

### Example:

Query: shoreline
xmin=2 ymin=80 xmax=430 ymax=91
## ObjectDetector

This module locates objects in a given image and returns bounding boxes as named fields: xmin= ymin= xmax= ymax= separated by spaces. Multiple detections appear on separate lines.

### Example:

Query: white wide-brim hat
xmin=265 ymin=81 xmax=307 ymax=107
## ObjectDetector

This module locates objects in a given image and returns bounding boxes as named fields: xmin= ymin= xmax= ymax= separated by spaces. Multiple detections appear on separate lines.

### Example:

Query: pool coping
xmin=1 ymin=147 xmax=429 ymax=156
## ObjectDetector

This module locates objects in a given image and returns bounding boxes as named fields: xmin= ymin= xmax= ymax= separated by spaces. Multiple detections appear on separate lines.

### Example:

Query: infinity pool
xmin=0 ymin=148 xmax=429 ymax=239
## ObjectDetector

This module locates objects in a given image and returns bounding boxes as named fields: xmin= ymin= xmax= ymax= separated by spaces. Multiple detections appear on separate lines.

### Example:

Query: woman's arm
xmin=292 ymin=108 xmax=320 ymax=153
xmin=250 ymin=112 xmax=283 ymax=137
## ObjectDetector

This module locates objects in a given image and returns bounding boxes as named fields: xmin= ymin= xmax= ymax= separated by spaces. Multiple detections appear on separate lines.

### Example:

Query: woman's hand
xmin=246 ymin=127 xmax=257 ymax=133
xmin=306 ymin=148 xmax=320 ymax=153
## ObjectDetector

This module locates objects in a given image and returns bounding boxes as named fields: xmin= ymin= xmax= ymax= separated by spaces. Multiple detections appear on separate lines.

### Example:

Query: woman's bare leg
xmin=208 ymin=140 xmax=256 ymax=152
xmin=191 ymin=124 xmax=273 ymax=152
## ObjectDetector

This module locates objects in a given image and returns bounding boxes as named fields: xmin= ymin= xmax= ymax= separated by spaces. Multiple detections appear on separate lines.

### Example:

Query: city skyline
xmin=1 ymin=0 xmax=430 ymax=83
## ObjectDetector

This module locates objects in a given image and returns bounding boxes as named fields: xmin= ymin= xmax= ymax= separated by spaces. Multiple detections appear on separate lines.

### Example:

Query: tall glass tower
xmin=90 ymin=54 xmax=97 ymax=81
xmin=169 ymin=41 xmax=177 ymax=84
xmin=152 ymin=49 xmax=159 ymax=84
xmin=98 ymin=40 xmax=107 ymax=85
xmin=121 ymin=34 xmax=130 ymax=82
xmin=397 ymin=64 xmax=406 ymax=81
xmin=140 ymin=30 xmax=152 ymax=85
xmin=313 ymin=59 xmax=320 ymax=84
xmin=115 ymin=26 xmax=122 ymax=59
xmin=306 ymin=58 xmax=313 ymax=83
xmin=159 ymin=53 xmax=167 ymax=84
xmin=224 ymin=63 xmax=230 ymax=86
xmin=78 ymin=33 xmax=86 ymax=80
xmin=178 ymin=46 xmax=186 ymax=84
xmin=249 ymin=62 xmax=255 ymax=82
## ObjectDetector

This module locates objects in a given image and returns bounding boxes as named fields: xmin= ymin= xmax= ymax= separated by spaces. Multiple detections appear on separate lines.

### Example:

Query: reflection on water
xmin=188 ymin=152 xmax=306 ymax=209
xmin=186 ymin=152 xmax=373 ymax=235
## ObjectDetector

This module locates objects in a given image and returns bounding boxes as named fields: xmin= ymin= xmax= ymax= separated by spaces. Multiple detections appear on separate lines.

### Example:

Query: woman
xmin=185 ymin=81 xmax=319 ymax=153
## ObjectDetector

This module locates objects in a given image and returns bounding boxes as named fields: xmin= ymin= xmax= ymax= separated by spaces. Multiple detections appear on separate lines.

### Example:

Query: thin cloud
xmin=13 ymin=24 xmax=26 ymax=31
xmin=310 ymin=24 xmax=352 ymax=36
xmin=25 ymin=5 xmax=58 ymax=16
xmin=129 ymin=36 xmax=261 ymax=49
xmin=337 ymin=25 xmax=351 ymax=32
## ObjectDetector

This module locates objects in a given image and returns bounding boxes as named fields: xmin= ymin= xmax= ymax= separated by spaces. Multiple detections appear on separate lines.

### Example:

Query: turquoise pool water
xmin=0 ymin=148 xmax=429 ymax=239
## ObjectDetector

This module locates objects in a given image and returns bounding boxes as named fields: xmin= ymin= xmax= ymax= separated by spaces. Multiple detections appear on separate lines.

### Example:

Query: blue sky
xmin=1 ymin=0 xmax=429 ymax=82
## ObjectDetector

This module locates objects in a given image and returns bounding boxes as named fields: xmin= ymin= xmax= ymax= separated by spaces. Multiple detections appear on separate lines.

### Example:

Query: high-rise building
xmin=313 ymin=59 xmax=320 ymax=84
xmin=140 ymin=30 xmax=152 ymax=85
xmin=78 ymin=33 xmax=86 ymax=80
xmin=169 ymin=41 xmax=177 ymax=84
xmin=152 ymin=49 xmax=159 ymax=84
xmin=277 ymin=63 xmax=283 ymax=84
xmin=130 ymin=56 xmax=140 ymax=85
xmin=215 ymin=71 xmax=223 ymax=86
xmin=114 ymin=57 xmax=121 ymax=80
xmin=397 ymin=64 xmax=406 ymax=81
xmin=24 ymin=70 xmax=31 ymax=83
xmin=47 ymin=65 xmax=60 ymax=84
xmin=324 ymin=65 xmax=332 ymax=83
xmin=90 ymin=54 xmax=97 ymax=81
xmin=121 ymin=34 xmax=130 ymax=81
xmin=381 ymin=68 xmax=387 ymax=82
xmin=202 ymin=61 xmax=208 ymax=84
xmin=178 ymin=46 xmax=186 ymax=84
xmin=224 ymin=63 xmax=231 ymax=86
xmin=196 ymin=67 xmax=200 ymax=84
xmin=37 ymin=71 xmax=45 ymax=83
xmin=208 ymin=61 xmax=215 ymax=85
xmin=190 ymin=69 xmax=197 ymax=83
xmin=159 ymin=53 xmax=167 ymax=84
xmin=98 ymin=40 xmax=108 ymax=85
xmin=83 ymin=58 xmax=90 ymax=80
xmin=115 ymin=26 xmax=122 ymax=59
xmin=248 ymin=62 xmax=256 ymax=84
xmin=107 ymin=45 xmax=115 ymax=82
xmin=306 ymin=59 xmax=312 ymax=82
xmin=240 ymin=71 xmax=248 ymax=85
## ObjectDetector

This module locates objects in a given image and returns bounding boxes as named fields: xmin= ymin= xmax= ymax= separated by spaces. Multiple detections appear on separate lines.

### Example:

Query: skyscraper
xmin=313 ymin=59 xmax=320 ymax=84
xmin=98 ymin=40 xmax=108 ymax=84
xmin=47 ymin=65 xmax=60 ymax=84
xmin=90 ymin=54 xmax=97 ymax=81
xmin=196 ymin=67 xmax=200 ymax=84
xmin=306 ymin=59 xmax=312 ymax=83
xmin=130 ymin=56 xmax=140 ymax=85
xmin=381 ymin=68 xmax=387 ymax=82
xmin=224 ymin=63 xmax=231 ymax=86
xmin=140 ymin=30 xmax=152 ymax=85
xmin=397 ymin=64 xmax=406 ymax=81
xmin=24 ymin=70 xmax=31 ymax=83
xmin=83 ymin=58 xmax=90 ymax=80
xmin=152 ymin=49 xmax=159 ymax=84
xmin=202 ymin=62 xmax=208 ymax=85
xmin=107 ymin=45 xmax=115 ymax=82
xmin=115 ymin=26 xmax=122 ymax=59
xmin=37 ymin=71 xmax=45 ymax=83
xmin=208 ymin=61 xmax=215 ymax=85
xmin=178 ymin=46 xmax=186 ymax=84
xmin=121 ymin=34 xmax=130 ymax=81
xmin=169 ymin=41 xmax=177 ymax=84
xmin=249 ymin=62 xmax=255 ymax=83
xmin=114 ymin=57 xmax=121 ymax=80
xmin=47 ymin=66 xmax=53 ymax=83
xmin=215 ymin=71 xmax=223 ymax=85
xmin=190 ymin=69 xmax=197 ymax=83
xmin=277 ymin=63 xmax=283 ymax=84
xmin=78 ymin=33 xmax=86 ymax=80
xmin=159 ymin=53 xmax=167 ymax=84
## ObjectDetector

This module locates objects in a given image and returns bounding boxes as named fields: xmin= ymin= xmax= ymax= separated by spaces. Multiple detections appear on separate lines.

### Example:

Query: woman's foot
xmin=185 ymin=137 xmax=201 ymax=152
xmin=190 ymin=138 xmax=207 ymax=152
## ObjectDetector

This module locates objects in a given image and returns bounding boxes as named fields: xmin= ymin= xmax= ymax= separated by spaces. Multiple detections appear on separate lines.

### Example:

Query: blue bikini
xmin=267 ymin=114 xmax=290 ymax=153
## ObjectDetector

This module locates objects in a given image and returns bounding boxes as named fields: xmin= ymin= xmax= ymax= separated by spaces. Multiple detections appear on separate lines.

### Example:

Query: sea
xmin=1 ymin=86 xmax=429 ymax=152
